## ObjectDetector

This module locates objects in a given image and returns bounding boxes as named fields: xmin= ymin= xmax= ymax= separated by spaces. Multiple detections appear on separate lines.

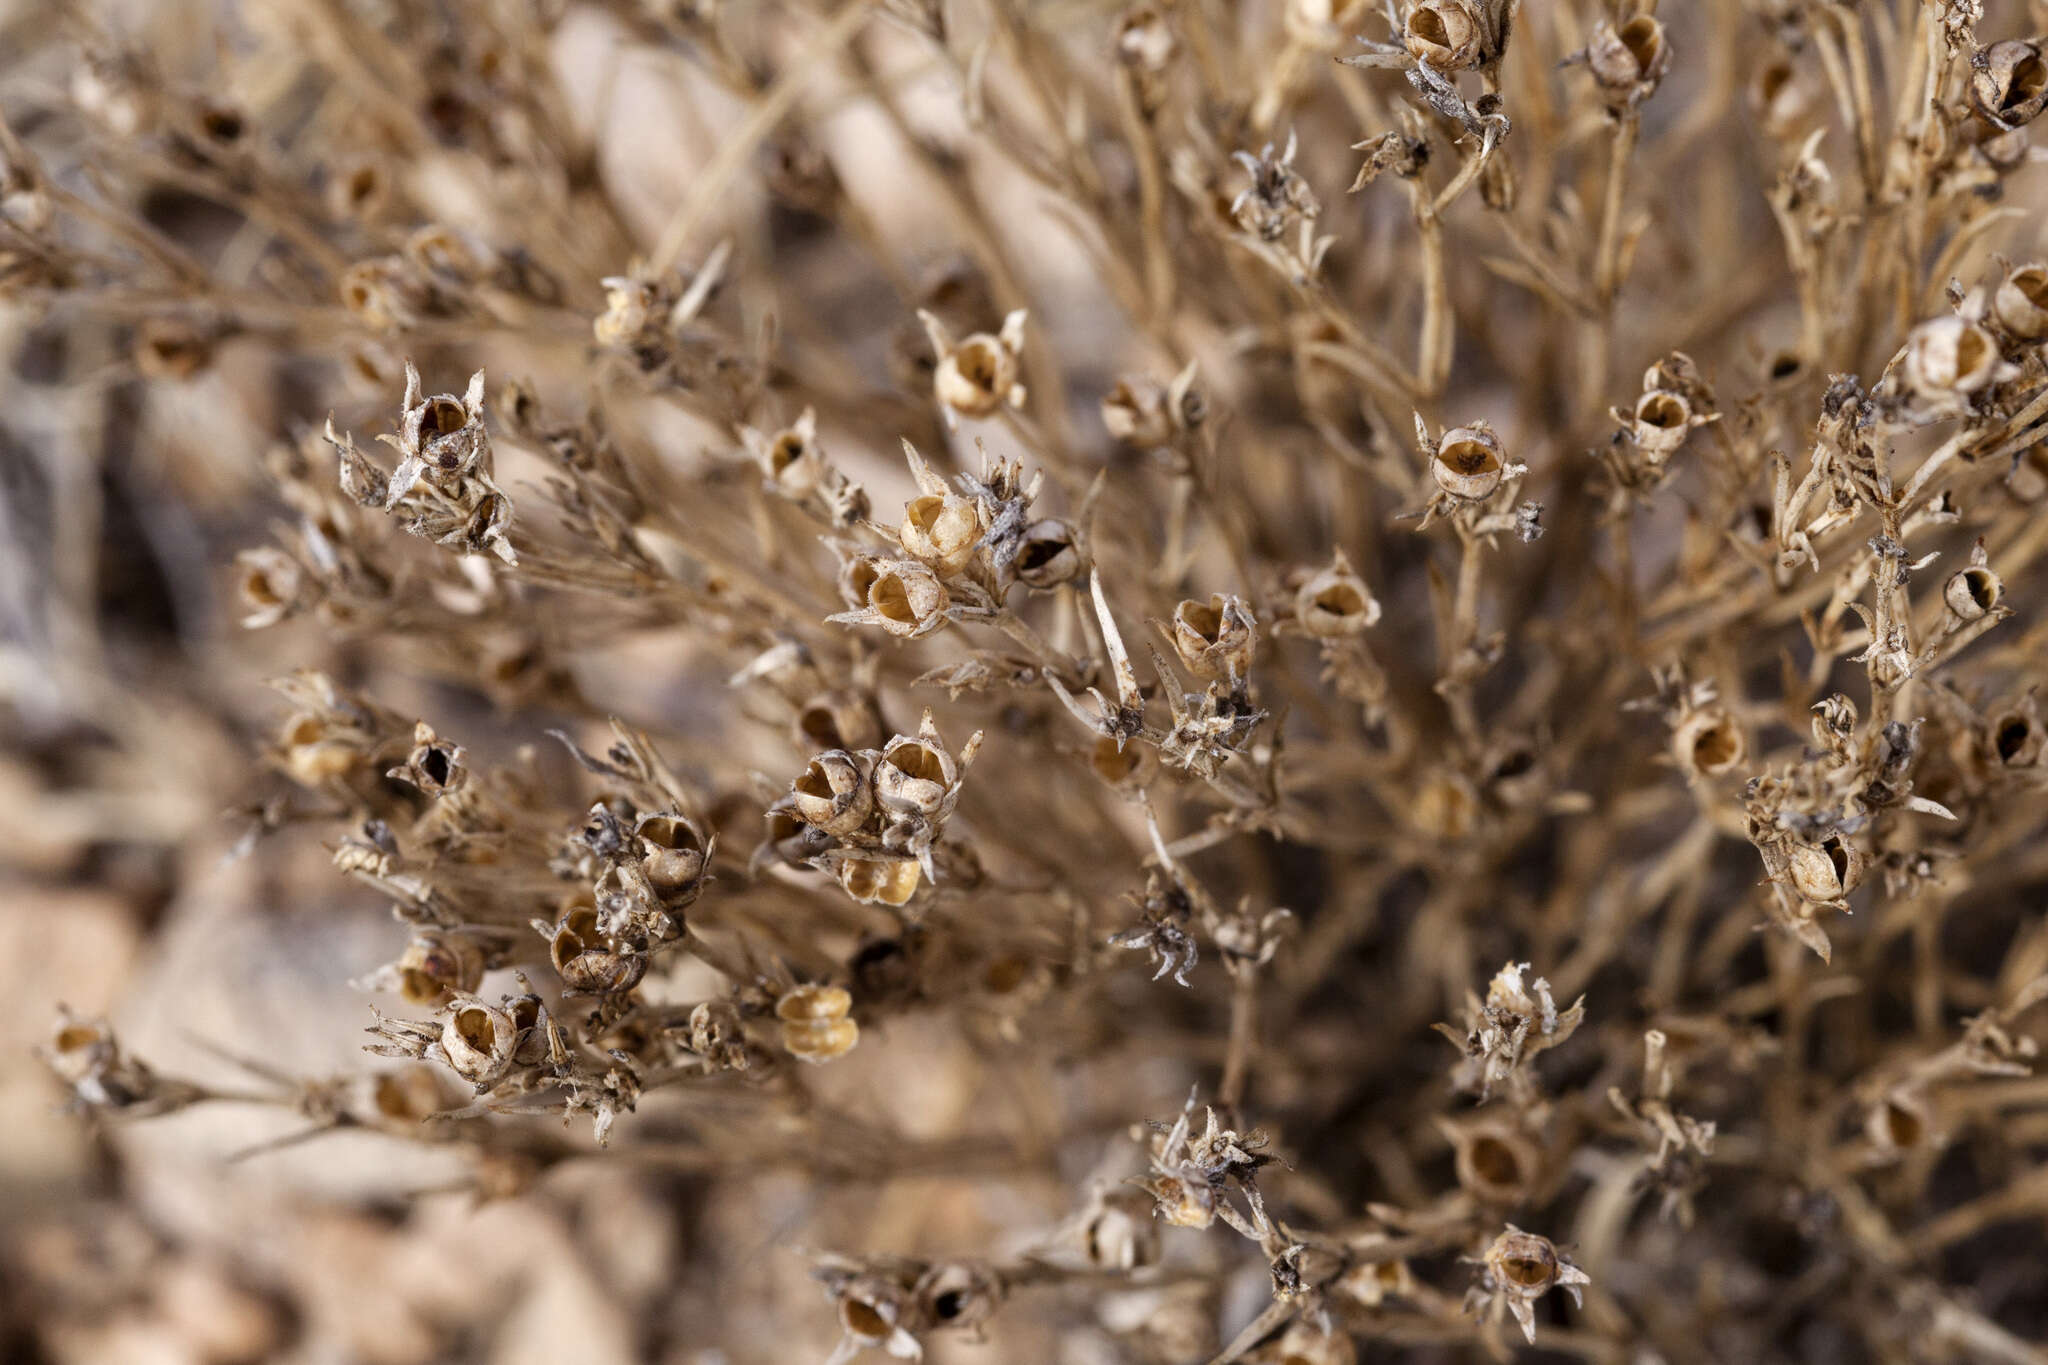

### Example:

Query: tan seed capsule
xmin=876 ymin=735 xmax=957 ymax=818
xmin=867 ymin=562 xmax=950 ymax=637
xmin=1902 ymin=315 xmax=1999 ymax=400
xmin=439 ymin=1000 xmax=516 ymax=1088
xmin=1632 ymin=389 xmax=1694 ymax=457
xmin=1446 ymin=1118 xmax=1536 ymax=1205
xmin=1993 ymin=263 xmax=2048 ymax=340
xmin=1433 ymin=425 xmax=1506 ymax=499
xmin=278 ymin=712 xmax=364 ymax=786
xmin=395 ymin=933 xmax=485 ymax=1005
xmin=839 ymin=856 xmax=922 ymax=906
xmin=899 ymin=492 xmax=983 ymax=576
xmin=1090 ymin=734 xmax=1158 ymax=792
xmin=1294 ymin=556 xmax=1380 ymax=637
xmin=636 ymin=813 xmax=709 ymax=903
xmin=1786 ymin=836 xmax=1862 ymax=903
xmin=235 ymin=547 xmax=302 ymax=629
xmin=1583 ymin=15 xmax=1670 ymax=106
xmin=1171 ymin=593 xmax=1257 ymax=681
xmin=1866 ymin=1090 xmax=1932 ymax=1155
xmin=796 ymin=689 xmax=884 ymax=753
xmin=778 ymin=986 xmax=858 ymax=1064
xmin=547 ymin=904 xmax=646 ymax=994
xmin=1014 ymin=519 xmax=1084 ymax=589
xmin=1944 ymin=565 xmax=2002 ymax=620
xmin=1972 ymin=40 xmax=2048 ymax=129
xmin=791 ymin=750 xmax=874 ymax=837
xmin=1672 ymin=708 xmax=1745 ymax=778
xmin=1404 ymin=0 xmax=1482 ymax=70
xmin=924 ymin=308 xmax=1027 ymax=422
xmin=1991 ymin=709 xmax=2041 ymax=766
xmin=776 ymin=983 xmax=853 ymax=1022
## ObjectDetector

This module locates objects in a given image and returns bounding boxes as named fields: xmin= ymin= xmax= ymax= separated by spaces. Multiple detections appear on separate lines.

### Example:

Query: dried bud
xmin=854 ymin=561 xmax=951 ymax=638
xmin=339 ymin=257 xmax=426 ymax=332
xmin=1671 ymin=707 xmax=1745 ymax=779
xmin=1405 ymin=0 xmax=1483 ymax=70
xmin=1972 ymin=40 xmax=2048 ymax=129
xmin=1901 ymin=315 xmax=2000 ymax=402
xmin=637 ymin=812 xmax=710 ymax=906
xmin=1171 ymin=593 xmax=1258 ymax=682
xmin=1294 ymin=552 xmax=1380 ymax=637
xmin=777 ymin=983 xmax=859 ymax=1063
xmin=439 ymin=998 xmax=518 ymax=1088
xmin=1786 ymin=835 xmax=1864 ymax=904
xmin=791 ymin=750 xmax=875 ymax=837
xmin=922 ymin=308 xmax=1028 ymax=424
xmin=1944 ymin=563 xmax=2002 ymax=621
xmin=1432 ymin=424 xmax=1507 ymax=500
xmin=1579 ymin=15 xmax=1670 ymax=108
xmin=388 ymin=721 xmax=466 ymax=795
xmin=1014 ymin=519 xmax=1084 ymax=589
xmin=839 ymin=855 xmax=923 ymax=906
xmin=542 ymin=903 xmax=646 ymax=995
xmin=1992 ymin=262 xmax=2048 ymax=339
xmin=899 ymin=490 xmax=984 ymax=577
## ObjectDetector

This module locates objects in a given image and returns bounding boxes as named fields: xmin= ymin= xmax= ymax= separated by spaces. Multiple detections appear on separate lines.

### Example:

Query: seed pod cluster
xmin=780 ymin=709 xmax=983 ymax=905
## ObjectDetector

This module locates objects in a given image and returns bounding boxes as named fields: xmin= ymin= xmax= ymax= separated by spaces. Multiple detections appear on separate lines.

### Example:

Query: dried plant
xmin=9 ymin=1 xmax=2048 ymax=1362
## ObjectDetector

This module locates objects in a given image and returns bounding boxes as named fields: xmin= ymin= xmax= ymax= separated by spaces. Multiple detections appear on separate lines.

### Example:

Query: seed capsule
xmin=898 ymin=491 xmax=983 ymax=576
xmin=1901 ymin=315 xmax=2000 ymax=402
xmin=1432 ymin=424 xmax=1506 ymax=500
xmin=1404 ymin=0 xmax=1482 ymax=70
xmin=439 ymin=999 xmax=517 ymax=1088
xmin=1786 ymin=835 xmax=1863 ymax=903
xmin=543 ymin=903 xmax=646 ymax=995
xmin=1171 ymin=593 xmax=1257 ymax=682
xmin=394 ymin=933 xmax=485 ymax=1005
xmin=1671 ymin=708 xmax=1745 ymax=779
xmin=777 ymin=984 xmax=859 ymax=1064
xmin=1972 ymin=40 xmax=2048 ymax=129
xmin=636 ymin=812 xmax=710 ymax=906
xmin=1581 ymin=15 xmax=1670 ymax=108
xmin=1013 ymin=519 xmax=1084 ymax=590
xmin=839 ymin=855 xmax=922 ymax=906
xmin=866 ymin=562 xmax=950 ymax=637
xmin=1944 ymin=564 xmax=2002 ymax=621
xmin=1294 ymin=553 xmax=1379 ymax=638
xmin=1994 ymin=263 xmax=2048 ymax=340
xmin=923 ymin=308 xmax=1028 ymax=423
xmin=791 ymin=750 xmax=874 ymax=837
